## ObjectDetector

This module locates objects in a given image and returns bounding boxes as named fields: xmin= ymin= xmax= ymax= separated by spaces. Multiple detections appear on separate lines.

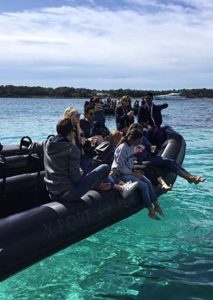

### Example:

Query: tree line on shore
xmin=0 ymin=85 xmax=212 ymax=99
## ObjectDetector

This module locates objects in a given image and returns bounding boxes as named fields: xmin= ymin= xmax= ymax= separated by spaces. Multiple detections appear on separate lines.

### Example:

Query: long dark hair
xmin=117 ymin=128 xmax=143 ymax=146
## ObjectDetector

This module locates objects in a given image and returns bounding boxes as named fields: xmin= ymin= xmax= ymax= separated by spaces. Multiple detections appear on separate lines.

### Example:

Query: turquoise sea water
xmin=0 ymin=98 xmax=213 ymax=300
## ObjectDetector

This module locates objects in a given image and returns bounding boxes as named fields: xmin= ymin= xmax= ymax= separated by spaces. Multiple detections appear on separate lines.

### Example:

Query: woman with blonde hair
xmin=63 ymin=107 xmax=85 ymax=152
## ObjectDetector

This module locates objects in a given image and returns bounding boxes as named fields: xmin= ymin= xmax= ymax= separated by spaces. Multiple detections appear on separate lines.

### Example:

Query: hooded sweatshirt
xmin=43 ymin=135 xmax=81 ymax=194
xmin=111 ymin=142 xmax=134 ymax=175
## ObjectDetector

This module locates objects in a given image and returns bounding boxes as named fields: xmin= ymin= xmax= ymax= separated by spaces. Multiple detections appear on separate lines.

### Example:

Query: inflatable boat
xmin=0 ymin=136 xmax=32 ymax=157
xmin=0 ymin=127 xmax=185 ymax=281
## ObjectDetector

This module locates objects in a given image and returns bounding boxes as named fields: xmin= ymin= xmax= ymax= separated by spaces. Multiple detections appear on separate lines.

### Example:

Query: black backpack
xmin=93 ymin=141 xmax=115 ymax=165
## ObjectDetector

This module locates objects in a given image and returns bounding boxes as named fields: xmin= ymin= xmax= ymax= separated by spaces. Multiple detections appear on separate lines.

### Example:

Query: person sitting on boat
xmin=63 ymin=106 xmax=98 ymax=171
xmin=93 ymin=97 xmax=106 ymax=125
xmin=47 ymin=119 xmax=137 ymax=198
xmin=43 ymin=118 xmax=110 ymax=202
xmin=63 ymin=107 xmax=85 ymax=151
xmin=111 ymin=128 xmax=164 ymax=220
xmin=91 ymin=121 xmax=110 ymax=138
xmin=130 ymin=123 xmax=205 ymax=185
xmin=115 ymin=95 xmax=134 ymax=134
xmin=137 ymin=92 xmax=168 ymax=147
xmin=80 ymin=104 xmax=95 ymax=138
xmin=126 ymin=95 xmax=135 ymax=125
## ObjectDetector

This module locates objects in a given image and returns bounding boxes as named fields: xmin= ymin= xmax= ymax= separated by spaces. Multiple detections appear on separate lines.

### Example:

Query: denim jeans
xmin=55 ymin=164 xmax=110 ymax=202
xmin=80 ymin=157 xmax=99 ymax=174
xmin=117 ymin=174 xmax=156 ymax=208
xmin=103 ymin=175 xmax=120 ymax=187
xmin=136 ymin=153 xmax=188 ymax=174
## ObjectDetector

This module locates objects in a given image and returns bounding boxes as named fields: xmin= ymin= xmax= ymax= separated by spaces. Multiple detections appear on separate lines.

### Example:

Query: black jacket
xmin=80 ymin=118 xmax=93 ymax=138
xmin=137 ymin=103 xmax=168 ymax=128
xmin=115 ymin=105 xmax=133 ymax=130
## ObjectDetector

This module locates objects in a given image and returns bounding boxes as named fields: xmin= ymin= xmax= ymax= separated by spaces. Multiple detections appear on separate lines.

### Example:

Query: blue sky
xmin=0 ymin=0 xmax=212 ymax=89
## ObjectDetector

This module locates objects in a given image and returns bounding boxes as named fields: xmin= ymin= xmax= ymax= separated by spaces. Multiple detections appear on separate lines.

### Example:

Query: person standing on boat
xmin=137 ymin=92 xmax=168 ymax=147
xmin=115 ymin=95 xmax=134 ymax=134
xmin=111 ymin=128 xmax=163 ymax=220
xmin=43 ymin=118 xmax=110 ymax=202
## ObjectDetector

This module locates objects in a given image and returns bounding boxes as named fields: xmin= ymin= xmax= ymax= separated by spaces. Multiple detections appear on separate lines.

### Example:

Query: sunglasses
xmin=75 ymin=113 xmax=80 ymax=118
xmin=89 ymin=112 xmax=95 ymax=115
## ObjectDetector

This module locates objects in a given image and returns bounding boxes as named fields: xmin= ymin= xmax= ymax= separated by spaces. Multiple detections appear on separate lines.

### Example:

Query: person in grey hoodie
xmin=44 ymin=118 xmax=110 ymax=201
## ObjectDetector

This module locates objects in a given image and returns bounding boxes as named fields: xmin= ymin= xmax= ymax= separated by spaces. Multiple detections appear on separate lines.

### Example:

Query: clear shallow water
xmin=0 ymin=98 xmax=213 ymax=300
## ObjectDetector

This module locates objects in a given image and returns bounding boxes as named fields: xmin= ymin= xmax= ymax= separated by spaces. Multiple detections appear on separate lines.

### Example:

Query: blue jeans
xmin=80 ymin=157 xmax=99 ymax=174
xmin=136 ymin=153 xmax=188 ymax=174
xmin=117 ymin=174 xmax=156 ymax=208
xmin=103 ymin=175 xmax=120 ymax=187
xmin=71 ymin=164 xmax=110 ymax=200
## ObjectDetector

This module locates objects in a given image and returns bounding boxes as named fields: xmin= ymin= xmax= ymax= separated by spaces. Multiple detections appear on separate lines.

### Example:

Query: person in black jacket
xmin=115 ymin=95 xmax=134 ymax=134
xmin=137 ymin=92 xmax=168 ymax=146
xmin=80 ymin=104 xmax=95 ymax=138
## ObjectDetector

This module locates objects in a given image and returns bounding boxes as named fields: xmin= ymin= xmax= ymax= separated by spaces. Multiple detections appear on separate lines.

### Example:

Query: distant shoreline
xmin=1 ymin=96 xmax=213 ymax=99
xmin=0 ymin=85 xmax=212 ymax=99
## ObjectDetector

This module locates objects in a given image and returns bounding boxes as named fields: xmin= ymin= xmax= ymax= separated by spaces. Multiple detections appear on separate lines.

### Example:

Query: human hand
xmin=127 ymin=110 xmax=134 ymax=117
xmin=109 ymin=169 xmax=117 ymax=176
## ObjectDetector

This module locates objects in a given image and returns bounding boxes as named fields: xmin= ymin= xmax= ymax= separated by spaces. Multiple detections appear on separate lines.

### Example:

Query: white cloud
xmin=0 ymin=3 xmax=212 ymax=89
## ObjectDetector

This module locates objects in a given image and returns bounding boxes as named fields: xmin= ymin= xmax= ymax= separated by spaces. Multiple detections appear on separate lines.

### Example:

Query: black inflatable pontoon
xmin=0 ymin=136 xmax=32 ymax=157
xmin=0 ymin=127 xmax=185 ymax=282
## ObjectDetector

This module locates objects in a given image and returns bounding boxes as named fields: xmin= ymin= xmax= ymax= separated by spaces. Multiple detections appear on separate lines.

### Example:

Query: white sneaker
xmin=125 ymin=181 xmax=133 ymax=187
xmin=120 ymin=181 xmax=138 ymax=198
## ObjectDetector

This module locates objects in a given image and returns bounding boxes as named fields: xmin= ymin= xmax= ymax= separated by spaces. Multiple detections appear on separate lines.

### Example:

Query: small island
xmin=0 ymin=85 xmax=212 ymax=99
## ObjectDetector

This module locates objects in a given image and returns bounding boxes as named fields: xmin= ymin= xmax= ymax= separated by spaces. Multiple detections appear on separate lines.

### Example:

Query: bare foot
xmin=187 ymin=176 xmax=206 ymax=184
xmin=154 ymin=206 xmax=164 ymax=216
xmin=194 ymin=176 xmax=206 ymax=184
xmin=161 ymin=183 xmax=172 ymax=191
xmin=148 ymin=209 xmax=160 ymax=220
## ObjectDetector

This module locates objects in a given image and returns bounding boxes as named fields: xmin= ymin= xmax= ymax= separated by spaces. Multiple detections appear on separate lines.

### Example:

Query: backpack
xmin=93 ymin=141 xmax=114 ymax=165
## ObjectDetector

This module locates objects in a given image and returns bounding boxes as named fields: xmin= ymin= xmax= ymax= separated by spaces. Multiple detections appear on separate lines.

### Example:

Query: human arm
xmin=112 ymin=144 xmax=133 ymax=175
xmin=158 ymin=103 xmax=168 ymax=110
